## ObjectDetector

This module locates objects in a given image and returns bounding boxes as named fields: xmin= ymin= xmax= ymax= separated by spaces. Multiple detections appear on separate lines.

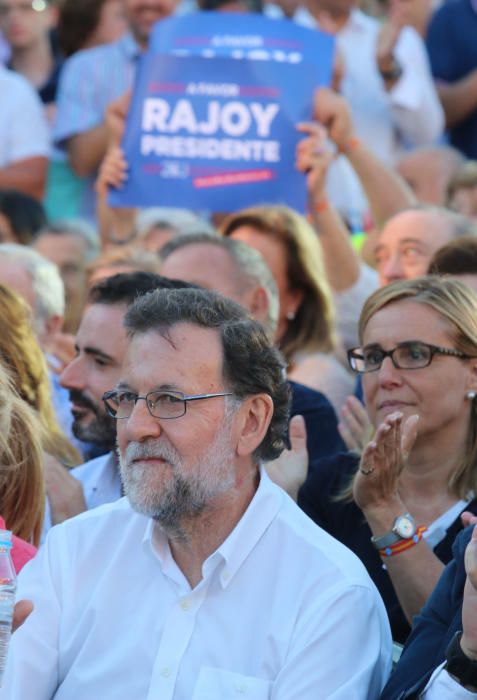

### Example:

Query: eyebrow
xmin=83 ymin=346 xmax=115 ymax=363
xmin=114 ymin=382 xmax=183 ymax=393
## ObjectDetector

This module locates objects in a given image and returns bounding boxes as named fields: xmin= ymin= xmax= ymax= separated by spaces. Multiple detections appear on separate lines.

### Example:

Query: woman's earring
xmin=467 ymin=390 xmax=476 ymax=400
xmin=286 ymin=311 xmax=296 ymax=321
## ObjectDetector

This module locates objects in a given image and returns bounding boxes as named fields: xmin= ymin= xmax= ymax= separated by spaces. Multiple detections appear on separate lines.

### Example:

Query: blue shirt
xmin=426 ymin=0 xmax=477 ymax=158
xmin=53 ymin=33 xmax=140 ymax=220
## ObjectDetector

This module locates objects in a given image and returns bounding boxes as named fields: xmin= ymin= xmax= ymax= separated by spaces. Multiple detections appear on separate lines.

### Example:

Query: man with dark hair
xmin=5 ymin=287 xmax=391 ymax=698
xmin=44 ymin=272 xmax=190 ymax=532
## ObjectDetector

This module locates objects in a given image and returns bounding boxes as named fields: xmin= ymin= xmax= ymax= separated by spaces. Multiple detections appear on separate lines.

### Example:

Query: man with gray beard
xmin=4 ymin=289 xmax=392 ymax=699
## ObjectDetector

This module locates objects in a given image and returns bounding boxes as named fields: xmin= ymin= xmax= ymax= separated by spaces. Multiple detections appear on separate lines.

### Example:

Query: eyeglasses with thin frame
xmin=347 ymin=340 xmax=476 ymax=374
xmin=102 ymin=389 xmax=234 ymax=420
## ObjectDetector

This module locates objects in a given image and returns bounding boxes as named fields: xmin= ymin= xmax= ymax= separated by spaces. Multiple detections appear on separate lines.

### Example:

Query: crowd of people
xmin=1 ymin=0 xmax=477 ymax=698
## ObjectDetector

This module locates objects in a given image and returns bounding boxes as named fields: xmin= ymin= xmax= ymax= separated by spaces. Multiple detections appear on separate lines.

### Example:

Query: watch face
xmin=394 ymin=516 xmax=416 ymax=539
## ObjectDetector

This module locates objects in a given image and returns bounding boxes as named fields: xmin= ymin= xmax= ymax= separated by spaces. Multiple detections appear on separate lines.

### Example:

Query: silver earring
xmin=467 ymin=390 xmax=476 ymax=400
xmin=286 ymin=311 xmax=295 ymax=321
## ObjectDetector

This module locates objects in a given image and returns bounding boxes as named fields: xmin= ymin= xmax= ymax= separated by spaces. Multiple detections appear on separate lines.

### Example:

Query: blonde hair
xmin=0 ymin=285 xmax=80 ymax=467
xmin=0 ymin=362 xmax=44 ymax=546
xmin=359 ymin=276 xmax=477 ymax=499
xmin=221 ymin=205 xmax=335 ymax=362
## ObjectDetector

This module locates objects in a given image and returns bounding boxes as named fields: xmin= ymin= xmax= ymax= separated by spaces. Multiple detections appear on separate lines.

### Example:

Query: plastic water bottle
xmin=0 ymin=530 xmax=16 ymax=686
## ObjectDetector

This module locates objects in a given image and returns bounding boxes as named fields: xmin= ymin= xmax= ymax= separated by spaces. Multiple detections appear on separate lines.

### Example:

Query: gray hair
xmin=0 ymin=244 xmax=64 ymax=324
xmin=36 ymin=219 xmax=100 ymax=262
xmin=160 ymin=233 xmax=280 ymax=335
xmin=135 ymin=208 xmax=215 ymax=240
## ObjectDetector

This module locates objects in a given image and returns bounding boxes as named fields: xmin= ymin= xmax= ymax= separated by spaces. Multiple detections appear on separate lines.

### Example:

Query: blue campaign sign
xmin=109 ymin=52 xmax=322 ymax=212
xmin=150 ymin=12 xmax=334 ymax=81
xmin=109 ymin=15 xmax=335 ymax=212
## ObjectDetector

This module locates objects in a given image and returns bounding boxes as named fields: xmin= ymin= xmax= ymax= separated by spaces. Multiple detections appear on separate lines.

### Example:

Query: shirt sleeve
xmin=53 ymin=50 xmax=108 ymax=146
xmin=426 ymin=5 xmax=457 ymax=81
xmin=272 ymin=583 xmax=392 ymax=699
xmin=388 ymin=26 xmax=444 ymax=146
xmin=421 ymin=662 xmax=477 ymax=699
xmin=4 ymin=76 xmax=50 ymax=164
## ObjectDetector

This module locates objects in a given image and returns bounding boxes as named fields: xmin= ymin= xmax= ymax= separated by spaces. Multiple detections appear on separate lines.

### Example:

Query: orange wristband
xmin=314 ymin=198 xmax=330 ymax=214
xmin=379 ymin=525 xmax=428 ymax=558
xmin=339 ymin=136 xmax=361 ymax=155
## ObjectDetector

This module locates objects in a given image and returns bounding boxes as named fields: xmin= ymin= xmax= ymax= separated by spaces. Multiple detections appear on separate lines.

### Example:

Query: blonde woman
xmin=0 ymin=361 xmax=44 ymax=570
xmin=299 ymin=277 xmax=477 ymax=643
xmin=0 ymin=284 xmax=80 ymax=468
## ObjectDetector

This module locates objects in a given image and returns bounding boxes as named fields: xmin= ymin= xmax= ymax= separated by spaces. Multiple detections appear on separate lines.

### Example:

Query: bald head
xmin=374 ymin=206 xmax=477 ymax=287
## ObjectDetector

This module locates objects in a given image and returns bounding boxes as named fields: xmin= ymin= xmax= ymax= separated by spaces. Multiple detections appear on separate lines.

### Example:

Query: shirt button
xmin=160 ymin=667 xmax=171 ymax=678
xmin=235 ymin=681 xmax=247 ymax=694
xmin=180 ymin=599 xmax=191 ymax=611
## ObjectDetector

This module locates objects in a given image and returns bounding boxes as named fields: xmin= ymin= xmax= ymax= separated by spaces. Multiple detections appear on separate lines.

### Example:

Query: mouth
xmin=377 ymin=400 xmax=413 ymax=411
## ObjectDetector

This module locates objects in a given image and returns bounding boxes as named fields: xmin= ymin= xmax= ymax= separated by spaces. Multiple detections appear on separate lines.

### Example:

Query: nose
xmin=379 ymin=253 xmax=405 ymax=285
xmin=60 ymin=355 xmax=85 ymax=391
xmin=123 ymin=398 xmax=163 ymax=443
xmin=376 ymin=356 xmax=403 ymax=388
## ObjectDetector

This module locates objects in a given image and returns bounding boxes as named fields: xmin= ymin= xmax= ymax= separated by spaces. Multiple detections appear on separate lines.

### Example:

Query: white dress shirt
xmin=422 ymin=661 xmax=477 ymax=698
xmin=41 ymin=452 xmax=121 ymax=542
xmin=71 ymin=451 xmax=122 ymax=509
xmin=0 ymin=65 xmax=50 ymax=168
xmin=2 ymin=470 xmax=392 ymax=699
xmin=294 ymin=8 xmax=444 ymax=219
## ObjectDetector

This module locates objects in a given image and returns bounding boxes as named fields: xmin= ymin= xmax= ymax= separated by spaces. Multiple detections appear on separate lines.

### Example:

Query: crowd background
xmin=2 ymin=0 xmax=477 ymax=697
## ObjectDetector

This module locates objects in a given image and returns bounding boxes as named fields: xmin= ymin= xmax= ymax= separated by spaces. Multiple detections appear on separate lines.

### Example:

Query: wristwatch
xmin=378 ymin=58 xmax=403 ymax=83
xmin=445 ymin=631 xmax=477 ymax=689
xmin=371 ymin=513 xmax=417 ymax=550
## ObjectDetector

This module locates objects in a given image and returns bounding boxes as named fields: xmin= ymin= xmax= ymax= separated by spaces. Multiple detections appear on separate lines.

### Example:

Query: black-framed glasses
xmin=102 ymin=389 xmax=234 ymax=420
xmin=347 ymin=341 xmax=475 ymax=374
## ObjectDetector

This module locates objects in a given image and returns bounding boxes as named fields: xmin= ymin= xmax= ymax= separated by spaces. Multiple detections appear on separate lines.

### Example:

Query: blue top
xmin=426 ymin=0 xmax=477 ymax=158
xmin=288 ymin=380 xmax=345 ymax=468
xmin=380 ymin=525 xmax=472 ymax=699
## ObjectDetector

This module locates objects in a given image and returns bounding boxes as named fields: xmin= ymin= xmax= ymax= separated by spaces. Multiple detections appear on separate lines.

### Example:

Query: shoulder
xmin=0 ymin=67 xmax=42 ymax=104
xmin=289 ymin=380 xmax=335 ymax=415
xmin=62 ymin=38 xmax=125 ymax=72
xmin=274 ymin=492 xmax=381 ymax=595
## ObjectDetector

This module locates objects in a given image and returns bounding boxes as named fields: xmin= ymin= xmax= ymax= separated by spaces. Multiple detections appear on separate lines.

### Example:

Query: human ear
xmin=235 ymin=394 xmax=274 ymax=459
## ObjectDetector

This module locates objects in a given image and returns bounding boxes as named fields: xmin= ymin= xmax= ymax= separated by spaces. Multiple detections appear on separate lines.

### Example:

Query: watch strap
xmin=444 ymin=631 xmax=477 ymax=689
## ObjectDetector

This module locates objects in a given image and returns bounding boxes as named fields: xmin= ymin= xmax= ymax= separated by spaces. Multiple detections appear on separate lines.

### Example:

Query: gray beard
xmin=117 ymin=416 xmax=236 ymax=538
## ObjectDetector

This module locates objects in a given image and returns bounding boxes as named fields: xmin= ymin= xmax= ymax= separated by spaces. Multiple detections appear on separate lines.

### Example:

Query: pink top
xmin=0 ymin=517 xmax=37 ymax=573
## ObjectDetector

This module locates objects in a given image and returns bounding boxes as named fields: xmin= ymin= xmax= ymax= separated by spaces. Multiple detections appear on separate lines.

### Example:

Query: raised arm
xmin=295 ymin=121 xmax=360 ymax=292
xmin=313 ymin=88 xmax=416 ymax=227
xmin=353 ymin=412 xmax=445 ymax=624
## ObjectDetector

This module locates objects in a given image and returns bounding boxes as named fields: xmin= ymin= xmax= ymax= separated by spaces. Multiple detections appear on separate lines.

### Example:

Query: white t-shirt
xmin=0 ymin=66 xmax=50 ymax=168
xmin=3 ymin=470 xmax=392 ymax=699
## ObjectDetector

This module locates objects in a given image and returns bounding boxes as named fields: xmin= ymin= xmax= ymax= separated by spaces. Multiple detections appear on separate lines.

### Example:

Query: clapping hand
xmin=353 ymin=411 xmax=419 ymax=515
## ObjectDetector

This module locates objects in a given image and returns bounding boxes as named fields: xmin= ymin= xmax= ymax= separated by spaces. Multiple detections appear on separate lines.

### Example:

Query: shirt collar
xmin=119 ymin=31 xmax=143 ymax=62
xmin=143 ymin=467 xmax=284 ymax=590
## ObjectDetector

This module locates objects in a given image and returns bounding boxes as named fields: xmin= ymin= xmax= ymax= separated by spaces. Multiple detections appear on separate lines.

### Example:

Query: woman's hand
xmin=353 ymin=411 xmax=419 ymax=517
xmin=295 ymin=122 xmax=333 ymax=204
